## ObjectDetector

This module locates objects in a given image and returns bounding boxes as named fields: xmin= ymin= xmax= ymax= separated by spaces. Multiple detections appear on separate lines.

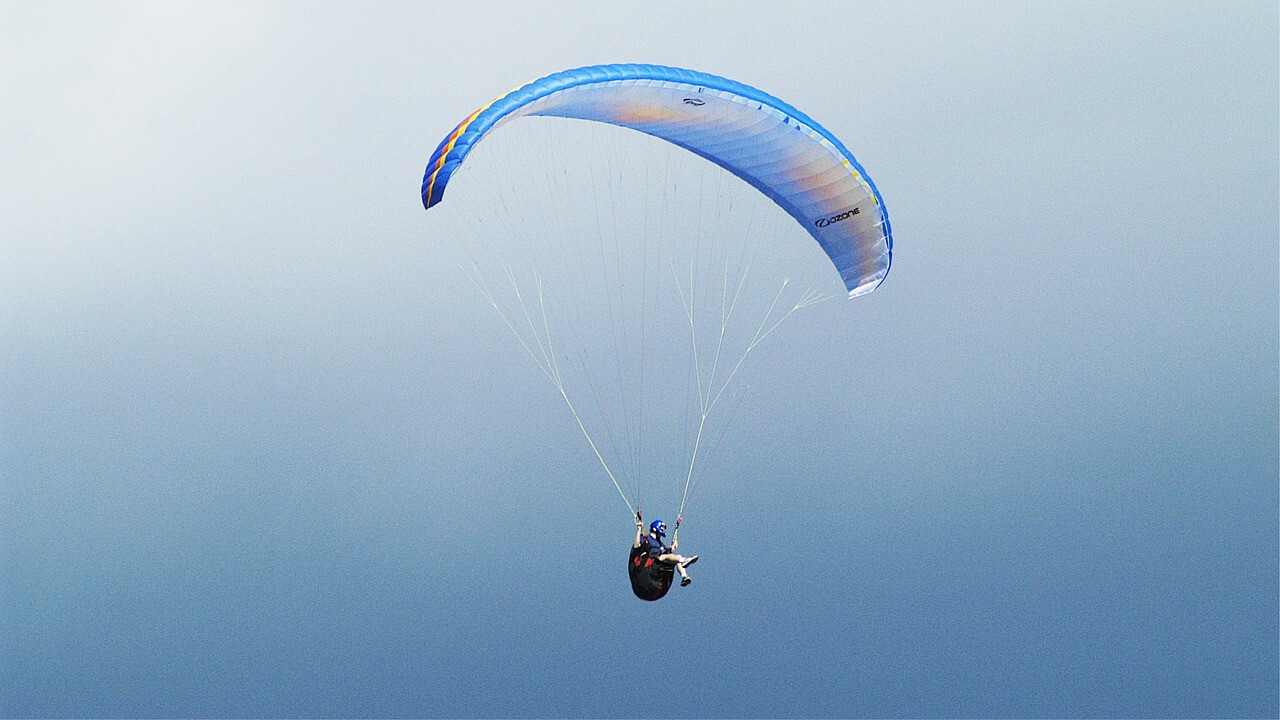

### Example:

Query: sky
xmin=1 ymin=2 xmax=1277 ymax=718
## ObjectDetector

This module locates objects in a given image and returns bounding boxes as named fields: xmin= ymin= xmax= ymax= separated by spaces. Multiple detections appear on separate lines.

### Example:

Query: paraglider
xmin=629 ymin=514 xmax=698 ymax=601
xmin=421 ymin=64 xmax=891 ymax=600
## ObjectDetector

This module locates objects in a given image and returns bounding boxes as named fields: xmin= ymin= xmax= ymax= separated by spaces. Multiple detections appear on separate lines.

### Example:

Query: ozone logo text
xmin=814 ymin=207 xmax=860 ymax=228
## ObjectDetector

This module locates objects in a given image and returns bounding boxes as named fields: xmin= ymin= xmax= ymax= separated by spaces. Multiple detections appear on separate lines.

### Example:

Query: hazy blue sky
xmin=2 ymin=2 xmax=1276 ymax=717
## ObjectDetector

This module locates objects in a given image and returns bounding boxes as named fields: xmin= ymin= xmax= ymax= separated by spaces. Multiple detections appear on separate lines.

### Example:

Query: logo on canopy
xmin=815 ymin=207 xmax=860 ymax=228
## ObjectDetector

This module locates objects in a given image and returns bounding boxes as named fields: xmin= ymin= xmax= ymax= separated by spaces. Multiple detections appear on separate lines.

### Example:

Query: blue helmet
xmin=649 ymin=520 xmax=667 ymax=538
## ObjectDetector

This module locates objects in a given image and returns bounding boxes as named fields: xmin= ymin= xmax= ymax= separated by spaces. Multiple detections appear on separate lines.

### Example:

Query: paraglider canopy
xmin=423 ymin=63 xmax=892 ymax=297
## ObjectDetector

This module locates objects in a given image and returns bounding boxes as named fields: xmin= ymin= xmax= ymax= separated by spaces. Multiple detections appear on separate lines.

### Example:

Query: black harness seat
xmin=628 ymin=546 xmax=674 ymax=601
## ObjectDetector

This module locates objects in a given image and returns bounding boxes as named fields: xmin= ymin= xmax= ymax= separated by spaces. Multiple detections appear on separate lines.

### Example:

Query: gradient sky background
xmin=2 ymin=2 xmax=1277 ymax=718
